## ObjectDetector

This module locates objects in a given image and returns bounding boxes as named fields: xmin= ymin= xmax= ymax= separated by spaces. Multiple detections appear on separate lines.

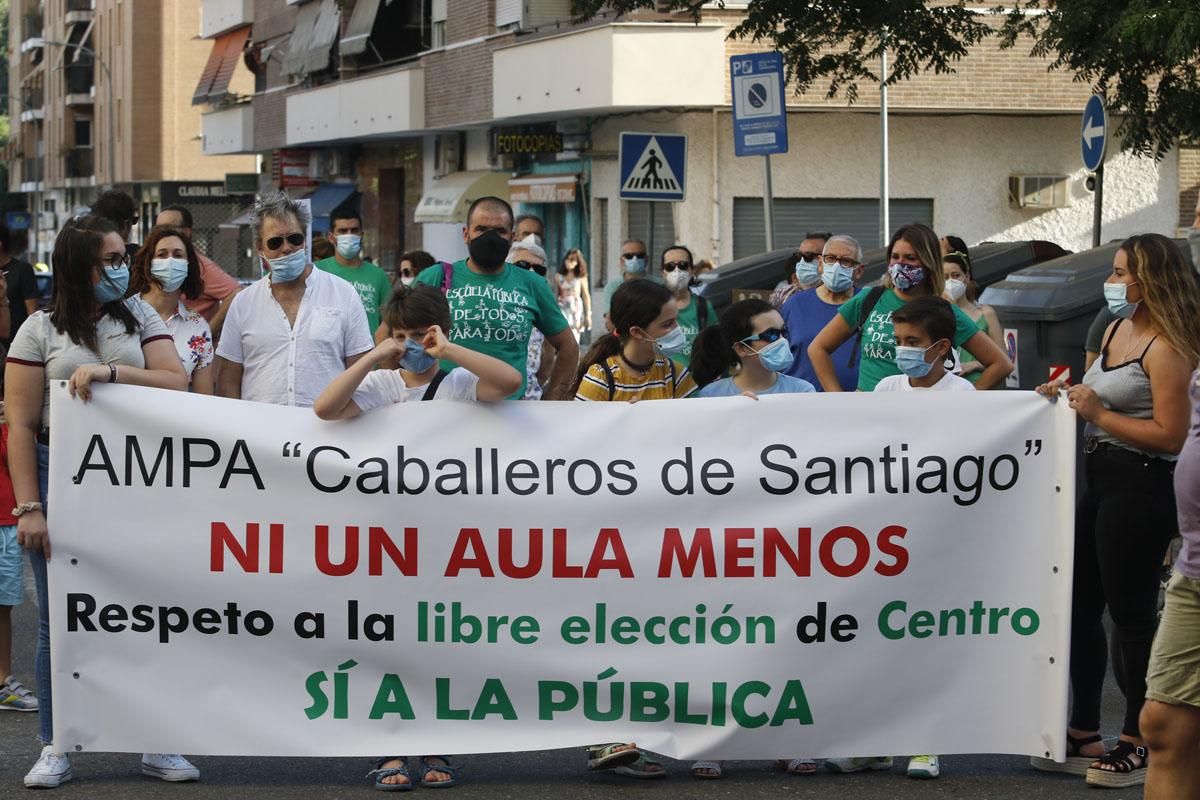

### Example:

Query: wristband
xmin=109 ymin=363 xmax=118 ymax=383
xmin=12 ymin=501 xmax=43 ymax=517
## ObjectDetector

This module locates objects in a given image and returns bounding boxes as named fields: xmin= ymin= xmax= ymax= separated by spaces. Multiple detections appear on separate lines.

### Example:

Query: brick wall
xmin=1180 ymin=146 xmax=1200 ymax=228
xmin=424 ymin=40 xmax=509 ymax=128
xmin=447 ymin=0 xmax=494 ymax=44
xmin=252 ymin=0 xmax=299 ymax=154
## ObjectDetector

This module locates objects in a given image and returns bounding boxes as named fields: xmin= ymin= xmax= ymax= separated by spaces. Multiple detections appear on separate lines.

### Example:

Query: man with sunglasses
xmin=215 ymin=191 xmax=374 ymax=407
xmin=770 ymin=232 xmax=831 ymax=309
xmin=781 ymin=234 xmax=865 ymax=391
xmin=602 ymin=239 xmax=660 ymax=333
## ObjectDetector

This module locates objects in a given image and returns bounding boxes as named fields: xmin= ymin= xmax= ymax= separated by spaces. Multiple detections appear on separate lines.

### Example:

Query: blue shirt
xmin=781 ymin=286 xmax=860 ymax=391
xmin=697 ymin=374 xmax=816 ymax=398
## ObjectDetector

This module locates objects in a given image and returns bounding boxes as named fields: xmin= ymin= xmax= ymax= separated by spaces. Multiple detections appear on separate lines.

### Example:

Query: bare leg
xmin=1141 ymin=700 xmax=1200 ymax=799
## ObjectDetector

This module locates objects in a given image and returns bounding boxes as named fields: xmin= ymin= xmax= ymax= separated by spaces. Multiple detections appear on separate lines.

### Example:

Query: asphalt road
xmin=0 ymin=560 xmax=1143 ymax=799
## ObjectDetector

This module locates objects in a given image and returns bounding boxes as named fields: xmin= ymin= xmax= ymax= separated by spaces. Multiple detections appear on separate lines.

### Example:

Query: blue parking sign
xmin=731 ymin=52 xmax=788 ymax=157
xmin=619 ymin=132 xmax=687 ymax=202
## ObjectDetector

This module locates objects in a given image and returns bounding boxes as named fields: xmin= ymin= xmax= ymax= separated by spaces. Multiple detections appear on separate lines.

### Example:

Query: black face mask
xmin=468 ymin=230 xmax=510 ymax=271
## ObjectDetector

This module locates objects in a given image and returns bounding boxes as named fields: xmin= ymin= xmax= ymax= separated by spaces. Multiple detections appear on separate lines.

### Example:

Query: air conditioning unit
xmin=1008 ymin=175 xmax=1069 ymax=209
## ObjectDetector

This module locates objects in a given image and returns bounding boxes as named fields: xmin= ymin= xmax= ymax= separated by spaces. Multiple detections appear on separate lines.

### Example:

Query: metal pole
xmin=1092 ymin=163 xmax=1104 ymax=248
xmin=41 ymin=41 xmax=114 ymax=186
xmin=763 ymin=154 xmax=775 ymax=251
xmin=880 ymin=40 xmax=890 ymax=246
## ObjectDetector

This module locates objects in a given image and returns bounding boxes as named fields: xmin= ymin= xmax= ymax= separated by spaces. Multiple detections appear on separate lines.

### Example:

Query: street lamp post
xmin=41 ymin=40 xmax=114 ymax=186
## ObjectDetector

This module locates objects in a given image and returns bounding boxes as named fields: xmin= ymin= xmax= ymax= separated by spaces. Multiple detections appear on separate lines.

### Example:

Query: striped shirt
xmin=575 ymin=354 xmax=698 ymax=402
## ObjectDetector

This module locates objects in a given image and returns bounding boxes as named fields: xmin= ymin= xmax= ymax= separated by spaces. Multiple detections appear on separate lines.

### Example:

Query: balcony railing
xmin=24 ymin=12 xmax=43 ymax=39
xmin=66 ymin=148 xmax=95 ymax=178
xmin=67 ymin=0 xmax=93 ymax=10
xmin=66 ymin=65 xmax=94 ymax=95
xmin=21 ymin=87 xmax=44 ymax=110
xmin=22 ymin=157 xmax=44 ymax=184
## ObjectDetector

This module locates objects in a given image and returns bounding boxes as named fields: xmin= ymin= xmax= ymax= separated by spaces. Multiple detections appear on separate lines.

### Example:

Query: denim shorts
xmin=0 ymin=524 xmax=22 ymax=606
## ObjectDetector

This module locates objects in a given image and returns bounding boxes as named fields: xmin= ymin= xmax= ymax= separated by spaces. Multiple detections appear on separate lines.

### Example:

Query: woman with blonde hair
xmin=1035 ymin=233 xmax=1200 ymax=789
xmin=808 ymin=222 xmax=1012 ymax=391
xmin=555 ymin=248 xmax=592 ymax=343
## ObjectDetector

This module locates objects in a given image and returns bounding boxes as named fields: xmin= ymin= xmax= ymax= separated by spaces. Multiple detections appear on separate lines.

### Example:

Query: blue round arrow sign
xmin=1081 ymin=94 xmax=1107 ymax=172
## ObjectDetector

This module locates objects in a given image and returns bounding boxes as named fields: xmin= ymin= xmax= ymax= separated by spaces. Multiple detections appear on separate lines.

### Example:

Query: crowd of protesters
xmin=1 ymin=188 xmax=1198 ymax=795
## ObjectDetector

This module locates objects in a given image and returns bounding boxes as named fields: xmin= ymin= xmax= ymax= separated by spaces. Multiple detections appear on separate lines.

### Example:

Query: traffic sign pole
xmin=1093 ymin=162 xmax=1104 ymax=248
xmin=1081 ymin=94 xmax=1107 ymax=249
xmin=763 ymin=155 xmax=775 ymax=251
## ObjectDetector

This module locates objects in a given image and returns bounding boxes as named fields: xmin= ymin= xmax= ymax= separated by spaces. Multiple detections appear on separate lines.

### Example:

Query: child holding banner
xmin=1035 ymin=234 xmax=1200 ymax=789
xmin=689 ymin=298 xmax=815 ymax=399
xmin=0 ymin=402 xmax=38 ymax=713
xmin=573 ymin=279 xmax=696 ymax=403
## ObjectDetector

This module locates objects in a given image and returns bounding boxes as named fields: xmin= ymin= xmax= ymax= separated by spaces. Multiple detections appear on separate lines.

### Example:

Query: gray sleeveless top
xmin=1082 ymin=319 xmax=1175 ymax=460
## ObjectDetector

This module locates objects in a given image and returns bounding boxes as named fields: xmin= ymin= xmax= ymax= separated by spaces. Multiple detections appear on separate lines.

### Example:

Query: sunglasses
xmin=399 ymin=269 xmax=413 ymax=278
xmin=740 ymin=327 xmax=789 ymax=345
xmin=793 ymin=250 xmax=822 ymax=262
xmin=662 ymin=261 xmax=692 ymax=272
xmin=622 ymin=252 xmax=647 ymax=261
xmin=265 ymin=233 xmax=306 ymax=250
xmin=513 ymin=260 xmax=547 ymax=277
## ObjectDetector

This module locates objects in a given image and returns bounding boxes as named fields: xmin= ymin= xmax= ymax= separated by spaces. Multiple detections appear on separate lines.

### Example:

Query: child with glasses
xmin=690 ymin=299 xmax=815 ymax=399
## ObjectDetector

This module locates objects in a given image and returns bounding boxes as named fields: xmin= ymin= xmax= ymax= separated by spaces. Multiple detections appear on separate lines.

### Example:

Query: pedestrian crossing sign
xmin=619 ymin=132 xmax=687 ymax=202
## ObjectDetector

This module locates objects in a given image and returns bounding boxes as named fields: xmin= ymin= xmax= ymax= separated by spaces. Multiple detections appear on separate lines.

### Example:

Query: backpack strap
xmin=848 ymin=286 xmax=886 ymax=369
xmin=598 ymin=358 xmax=617 ymax=401
xmin=667 ymin=357 xmax=678 ymax=397
xmin=422 ymin=369 xmax=450 ymax=400
xmin=439 ymin=261 xmax=454 ymax=295
xmin=696 ymin=296 xmax=709 ymax=329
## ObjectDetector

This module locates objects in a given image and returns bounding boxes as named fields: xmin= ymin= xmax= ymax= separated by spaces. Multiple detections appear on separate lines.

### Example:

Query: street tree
xmin=574 ymin=0 xmax=1200 ymax=158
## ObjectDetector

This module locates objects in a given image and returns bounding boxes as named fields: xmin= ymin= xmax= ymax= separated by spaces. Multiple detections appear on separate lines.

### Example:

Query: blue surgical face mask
xmin=150 ymin=257 xmax=189 ymax=293
xmin=335 ymin=234 xmax=362 ymax=260
xmin=753 ymin=337 xmax=795 ymax=373
xmin=623 ymin=255 xmax=647 ymax=274
xmin=94 ymin=266 xmax=129 ymax=305
xmin=895 ymin=341 xmax=945 ymax=378
xmin=400 ymin=338 xmax=437 ymax=373
xmin=795 ymin=257 xmax=820 ymax=286
xmin=266 ymin=249 xmax=308 ymax=284
xmin=653 ymin=325 xmax=686 ymax=355
xmin=821 ymin=262 xmax=855 ymax=294
xmin=1103 ymin=281 xmax=1139 ymax=320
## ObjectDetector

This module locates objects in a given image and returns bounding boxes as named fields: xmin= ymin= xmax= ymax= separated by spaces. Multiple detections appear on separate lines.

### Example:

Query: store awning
xmin=298 ymin=182 xmax=359 ymax=233
xmin=414 ymin=171 xmax=511 ymax=224
xmin=340 ymin=0 xmax=381 ymax=57
xmin=281 ymin=0 xmax=340 ymax=78
xmin=193 ymin=26 xmax=250 ymax=105
xmin=509 ymin=173 xmax=579 ymax=204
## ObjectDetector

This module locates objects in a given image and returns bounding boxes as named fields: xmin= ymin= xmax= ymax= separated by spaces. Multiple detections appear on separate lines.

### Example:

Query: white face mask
xmin=663 ymin=269 xmax=690 ymax=292
xmin=944 ymin=277 xmax=968 ymax=302
xmin=150 ymin=257 xmax=189 ymax=293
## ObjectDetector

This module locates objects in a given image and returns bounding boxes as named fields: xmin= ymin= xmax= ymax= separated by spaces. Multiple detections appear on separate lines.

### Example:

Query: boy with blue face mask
xmin=313 ymin=283 xmax=523 ymax=419
xmin=874 ymin=297 xmax=974 ymax=393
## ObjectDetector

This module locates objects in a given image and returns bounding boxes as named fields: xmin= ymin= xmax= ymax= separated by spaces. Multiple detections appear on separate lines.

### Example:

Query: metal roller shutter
xmin=627 ymin=201 xmax=677 ymax=265
xmin=732 ymin=198 xmax=935 ymax=259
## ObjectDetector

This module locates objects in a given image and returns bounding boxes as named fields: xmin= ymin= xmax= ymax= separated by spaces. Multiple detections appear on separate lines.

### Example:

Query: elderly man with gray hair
xmin=780 ymin=233 xmax=866 ymax=392
xmin=215 ymin=191 xmax=374 ymax=406
xmin=506 ymin=234 xmax=557 ymax=399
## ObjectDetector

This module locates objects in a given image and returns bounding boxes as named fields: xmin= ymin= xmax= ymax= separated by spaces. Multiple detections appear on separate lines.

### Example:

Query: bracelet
xmin=12 ymin=501 xmax=42 ymax=517
xmin=109 ymin=363 xmax=118 ymax=383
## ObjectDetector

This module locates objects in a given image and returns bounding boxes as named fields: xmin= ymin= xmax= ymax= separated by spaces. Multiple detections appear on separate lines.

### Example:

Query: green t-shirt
xmin=837 ymin=288 xmax=980 ymax=391
xmin=673 ymin=293 xmax=717 ymax=365
xmin=316 ymin=257 xmax=393 ymax=336
xmin=414 ymin=260 xmax=568 ymax=399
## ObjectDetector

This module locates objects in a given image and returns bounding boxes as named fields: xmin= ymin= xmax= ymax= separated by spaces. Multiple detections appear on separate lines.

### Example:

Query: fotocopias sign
xmin=47 ymin=384 xmax=1075 ymax=760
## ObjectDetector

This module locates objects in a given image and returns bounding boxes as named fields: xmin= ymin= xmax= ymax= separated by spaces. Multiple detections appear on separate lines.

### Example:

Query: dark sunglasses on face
xmin=514 ymin=260 xmax=547 ymax=277
xmin=265 ymin=233 xmax=306 ymax=250
xmin=662 ymin=261 xmax=692 ymax=272
xmin=794 ymin=250 xmax=822 ymax=262
xmin=740 ymin=326 xmax=789 ymax=345
xmin=622 ymin=252 xmax=647 ymax=261
xmin=399 ymin=269 xmax=413 ymax=278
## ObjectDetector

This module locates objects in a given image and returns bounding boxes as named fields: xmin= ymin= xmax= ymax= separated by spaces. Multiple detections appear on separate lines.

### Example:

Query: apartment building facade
xmin=8 ymin=0 xmax=256 ymax=266
xmin=196 ymin=0 xmax=1195 ymax=286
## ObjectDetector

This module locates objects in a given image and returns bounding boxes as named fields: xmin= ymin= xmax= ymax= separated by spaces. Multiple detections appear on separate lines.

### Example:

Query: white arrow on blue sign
xmin=1081 ymin=94 xmax=1107 ymax=172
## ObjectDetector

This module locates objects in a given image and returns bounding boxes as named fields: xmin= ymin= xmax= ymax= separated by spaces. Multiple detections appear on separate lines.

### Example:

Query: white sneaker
xmin=907 ymin=754 xmax=941 ymax=779
xmin=24 ymin=746 xmax=73 ymax=788
xmin=825 ymin=756 xmax=894 ymax=773
xmin=141 ymin=753 xmax=200 ymax=782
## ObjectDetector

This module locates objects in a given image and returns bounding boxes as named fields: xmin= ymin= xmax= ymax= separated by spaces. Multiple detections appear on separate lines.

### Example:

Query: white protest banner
xmin=47 ymin=383 xmax=1075 ymax=760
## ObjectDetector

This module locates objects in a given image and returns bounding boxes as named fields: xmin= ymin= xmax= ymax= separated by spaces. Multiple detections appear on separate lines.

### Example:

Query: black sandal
xmin=1030 ymin=732 xmax=1104 ymax=776
xmin=1085 ymin=741 xmax=1148 ymax=789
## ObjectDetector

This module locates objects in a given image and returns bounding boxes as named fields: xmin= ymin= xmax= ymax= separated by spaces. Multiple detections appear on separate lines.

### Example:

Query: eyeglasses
xmin=819 ymin=253 xmax=862 ymax=269
xmin=101 ymin=252 xmax=130 ymax=268
xmin=621 ymin=252 xmax=647 ymax=261
xmin=513 ymin=260 xmax=547 ymax=277
xmin=740 ymin=327 xmax=789 ymax=345
xmin=662 ymin=261 xmax=692 ymax=272
xmin=793 ymin=250 xmax=822 ymax=262
xmin=265 ymin=233 xmax=306 ymax=250
xmin=399 ymin=269 xmax=414 ymax=278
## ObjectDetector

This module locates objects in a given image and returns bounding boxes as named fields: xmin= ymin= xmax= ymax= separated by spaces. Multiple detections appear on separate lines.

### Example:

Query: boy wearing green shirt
xmin=315 ymin=209 xmax=393 ymax=336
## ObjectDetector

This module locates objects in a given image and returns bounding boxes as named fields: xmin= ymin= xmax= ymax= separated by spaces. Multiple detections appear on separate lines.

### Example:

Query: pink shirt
xmin=183 ymin=253 xmax=240 ymax=321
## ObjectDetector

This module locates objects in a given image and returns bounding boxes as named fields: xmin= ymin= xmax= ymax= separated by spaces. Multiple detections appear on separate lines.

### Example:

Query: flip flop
xmin=612 ymin=752 xmax=668 ymax=779
xmin=418 ymin=756 xmax=459 ymax=788
xmin=586 ymin=743 xmax=641 ymax=771
xmin=367 ymin=758 xmax=413 ymax=792
xmin=780 ymin=758 xmax=817 ymax=776
xmin=690 ymin=760 xmax=722 ymax=779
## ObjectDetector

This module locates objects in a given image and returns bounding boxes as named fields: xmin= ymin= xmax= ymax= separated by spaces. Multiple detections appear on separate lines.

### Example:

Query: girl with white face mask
xmin=941 ymin=251 xmax=1003 ymax=384
xmin=660 ymin=246 xmax=716 ymax=367
xmin=129 ymin=225 xmax=215 ymax=394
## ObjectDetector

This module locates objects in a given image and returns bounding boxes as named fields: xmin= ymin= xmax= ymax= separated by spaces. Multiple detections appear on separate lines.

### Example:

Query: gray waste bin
xmin=979 ymin=244 xmax=1119 ymax=389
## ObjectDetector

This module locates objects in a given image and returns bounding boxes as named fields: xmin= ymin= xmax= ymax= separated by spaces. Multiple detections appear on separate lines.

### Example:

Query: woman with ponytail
xmin=690 ymin=299 xmax=814 ymax=398
xmin=573 ymin=278 xmax=696 ymax=403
